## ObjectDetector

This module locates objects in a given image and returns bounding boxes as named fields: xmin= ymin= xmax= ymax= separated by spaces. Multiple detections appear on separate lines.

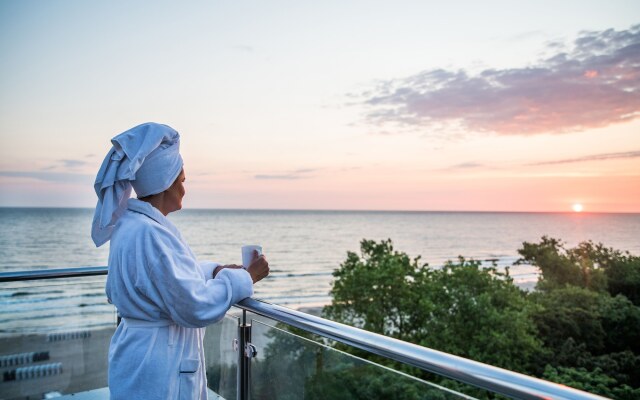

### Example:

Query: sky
xmin=0 ymin=1 xmax=639 ymax=212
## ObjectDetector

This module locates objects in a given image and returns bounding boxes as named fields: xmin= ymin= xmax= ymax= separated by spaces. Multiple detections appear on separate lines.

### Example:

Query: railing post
xmin=238 ymin=309 xmax=252 ymax=400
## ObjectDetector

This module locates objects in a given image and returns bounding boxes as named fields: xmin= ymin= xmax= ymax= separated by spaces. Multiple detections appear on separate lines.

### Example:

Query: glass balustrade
xmin=242 ymin=311 xmax=474 ymax=400
xmin=204 ymin=313 xmax=241 ymax=400
xmin=0 ymin=270 xmax=606 ymax=400
xmin=0 ymin=276 xmax=115 ymax=400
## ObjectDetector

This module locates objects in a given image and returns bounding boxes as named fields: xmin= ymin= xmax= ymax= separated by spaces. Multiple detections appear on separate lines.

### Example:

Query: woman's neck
xmin=139 ymin=193 xmax=169 ymax=216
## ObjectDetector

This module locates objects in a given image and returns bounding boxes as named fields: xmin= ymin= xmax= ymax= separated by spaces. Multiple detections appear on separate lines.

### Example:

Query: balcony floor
xmin=57 ymin=387 xmax=224 ymax=399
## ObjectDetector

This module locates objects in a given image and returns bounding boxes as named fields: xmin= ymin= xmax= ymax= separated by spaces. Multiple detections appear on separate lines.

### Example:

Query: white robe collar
xmin=127 ymin=198 xmax=181 ymax=238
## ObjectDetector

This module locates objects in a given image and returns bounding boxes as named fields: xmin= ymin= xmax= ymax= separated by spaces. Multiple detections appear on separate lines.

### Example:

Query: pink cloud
xmin=359 ymin=25 xmax=640 ymax=136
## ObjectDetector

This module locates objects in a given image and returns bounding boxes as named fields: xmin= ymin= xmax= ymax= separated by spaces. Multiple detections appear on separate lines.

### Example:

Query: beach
xmin=0 ymin=305 xmax=323 ymax=400
xmin=0 ymin=327 xmax=113 ymax=399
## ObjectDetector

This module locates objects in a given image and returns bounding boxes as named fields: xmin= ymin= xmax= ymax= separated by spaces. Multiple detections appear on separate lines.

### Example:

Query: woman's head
xmin=92 ymin=123 xmax=184 ymax=246
xmin=125 ymin=125 xmax=183 ymax=198
xmin=139 ymin=168 xmax=186 ymax=216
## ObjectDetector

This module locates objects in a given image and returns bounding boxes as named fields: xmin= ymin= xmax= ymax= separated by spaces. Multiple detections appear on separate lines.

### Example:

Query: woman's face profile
xmin=166 ymin=169 xmax=186 ymax=213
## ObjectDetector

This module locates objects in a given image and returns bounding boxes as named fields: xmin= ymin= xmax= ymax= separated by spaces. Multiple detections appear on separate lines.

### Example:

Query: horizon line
xmin=0 ymin=205 xmax=638 ymax=215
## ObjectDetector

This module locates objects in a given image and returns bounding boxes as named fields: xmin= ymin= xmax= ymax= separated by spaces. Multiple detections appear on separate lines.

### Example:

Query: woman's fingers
xmin=247 ymin=254 xmax=269 ymax=283
xmin=253 ymin=249 xmax=260 ymax=263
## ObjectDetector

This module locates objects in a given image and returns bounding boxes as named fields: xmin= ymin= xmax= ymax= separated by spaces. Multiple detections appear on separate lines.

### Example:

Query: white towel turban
xmin=91 ymin=122 xmax=184 ymax=247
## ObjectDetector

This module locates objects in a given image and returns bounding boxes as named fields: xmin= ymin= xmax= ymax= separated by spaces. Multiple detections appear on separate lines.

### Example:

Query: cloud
xmin=255 ymin=174 xmax=304 ymax=180
xmin=254 ymin=168 xmax=317 ymax=180
xmin=0 ymin=170 xmax=93 ymax=184
xmin=41 ymin=159 xmax=90 ymax=171
xmin=447 ymin=162 xmax=484 ymax=170
xmin=358 ymin=25 xmax=640 ymax=136
xmin=528 ymin=150 xmax=640 ymax=166
xmin=59 ymin=159 xmax=88 ymax=168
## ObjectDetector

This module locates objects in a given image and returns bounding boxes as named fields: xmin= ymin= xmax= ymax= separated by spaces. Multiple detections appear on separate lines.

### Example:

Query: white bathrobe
xmin=106 ymin=199 xmax=253 ymax=400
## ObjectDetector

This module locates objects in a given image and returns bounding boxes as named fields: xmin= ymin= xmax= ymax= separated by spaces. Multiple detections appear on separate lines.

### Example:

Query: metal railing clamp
xmin=244 ymin=343 xmax=257 ymax=359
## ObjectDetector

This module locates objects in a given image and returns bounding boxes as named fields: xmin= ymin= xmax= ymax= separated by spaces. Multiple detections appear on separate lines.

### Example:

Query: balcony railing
xmin=0 ymin=267 xmax=608 ymax=400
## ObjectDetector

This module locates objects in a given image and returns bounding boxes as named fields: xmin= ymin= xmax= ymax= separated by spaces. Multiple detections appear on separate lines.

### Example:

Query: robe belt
xmin=122 ymin=317 xmax=175 ymax=328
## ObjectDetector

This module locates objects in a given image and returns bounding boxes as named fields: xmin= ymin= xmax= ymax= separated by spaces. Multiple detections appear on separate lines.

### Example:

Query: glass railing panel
xmin=204 ymin=312 xmax=241 ymax=400
xmin=246 ymin=313 xmax=474 ymax=400
xmin=0 ymin=276 xmax=115 ymax=399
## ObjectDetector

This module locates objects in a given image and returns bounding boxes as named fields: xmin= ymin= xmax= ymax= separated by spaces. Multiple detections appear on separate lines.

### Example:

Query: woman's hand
xmin=247 ymin=250 xmax=269 ymax=284
xmin=212 ymin=264 xmax=243 ymax=278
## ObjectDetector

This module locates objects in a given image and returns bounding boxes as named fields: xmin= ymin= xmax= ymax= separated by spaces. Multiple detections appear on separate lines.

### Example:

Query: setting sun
xmin=573 ymin=203 xmax=584 ymax=212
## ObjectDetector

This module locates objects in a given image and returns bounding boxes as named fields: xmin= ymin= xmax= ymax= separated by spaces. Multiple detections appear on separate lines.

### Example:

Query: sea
xmin=1 ymin=208 xmax=639 ymax=337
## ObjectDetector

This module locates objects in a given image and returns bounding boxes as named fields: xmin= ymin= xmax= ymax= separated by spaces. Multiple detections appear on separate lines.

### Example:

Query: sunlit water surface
xmin=1 ymin=208 xmax=638 ymax=335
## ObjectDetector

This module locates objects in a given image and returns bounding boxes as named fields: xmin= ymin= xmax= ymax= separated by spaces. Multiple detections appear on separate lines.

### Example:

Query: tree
xmin=528 ymin=286 xmax=608 ymax=355
xmin=324 ymin=239 xmax=544 ymax=375
xmin=519 ymin=237 xmax=640 ymax=396
xmin=324 ymin=239 xmax=430 ymax=341
xmin=517 ymin=237 xmax=607 ymax=291
xmin=517 ymin=236 xmax=640 ymax=302
xmin=605 ymin=254 xmax=640 ymax=306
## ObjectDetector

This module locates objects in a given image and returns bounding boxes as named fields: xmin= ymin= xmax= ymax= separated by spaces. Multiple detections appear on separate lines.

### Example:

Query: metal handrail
xmin=237 ymin=298 xmax=607 ymax=400
xmin=0 ymin=268 xmax=608 ymax=400
xmin=0 ymin=266 xmax=108 ymax=282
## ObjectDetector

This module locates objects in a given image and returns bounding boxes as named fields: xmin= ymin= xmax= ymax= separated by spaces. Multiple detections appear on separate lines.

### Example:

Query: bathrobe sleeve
xmin=143 ymin=228 xmax=253 ymax=328
xmin=199 ymin=261 xmax=221 ymax=280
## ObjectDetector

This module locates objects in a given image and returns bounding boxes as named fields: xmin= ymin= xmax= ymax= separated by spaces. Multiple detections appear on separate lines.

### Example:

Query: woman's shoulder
xmin=112 ymin=209 xmax=177 ymax=244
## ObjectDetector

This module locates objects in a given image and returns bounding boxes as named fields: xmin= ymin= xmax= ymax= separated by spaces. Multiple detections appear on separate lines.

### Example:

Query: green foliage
xmin=252 ymin=320 xmax=456 ymax=400
xmin=589 ymin=351 xmax=640 ymax=392
xmin=517 ymin=236 xmax=608 ymax=291
xmin=517 ymin=236 xmax=640 ymax=303
xmin=520 ymin=237 xmax=640 ymax=397
xmin=324 ymin=239 xmax=430 ymax=340
xmin=412 ymin=259 xmax=542 ymax=374
xmin=529 ymin=286 xmax=608 ymax=354
xmin=325 ymin=239 xmax=543 ymax=374
xmin=606 ymin=256 xmax=640 ymax=306
xmin=250 ymin=324 xmax=321 ymax=400
xmin=600 ymin=295 xmax=640 ymax=355
xmin=303 ymin=362 xmax=452 ymax=400
xmin=251 ymin=237 xmax=640 ymax=399
xmin=542 ymin=366 xmax=640 ymax=400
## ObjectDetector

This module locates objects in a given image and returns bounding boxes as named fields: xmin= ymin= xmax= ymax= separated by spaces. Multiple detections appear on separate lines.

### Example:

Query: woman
xmin=91 ymin=122 xmax=269 ymax=399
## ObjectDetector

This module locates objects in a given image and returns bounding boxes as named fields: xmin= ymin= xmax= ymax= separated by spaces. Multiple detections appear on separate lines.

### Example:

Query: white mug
xmin=241 ymin=245 xmax=263 ymax=269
